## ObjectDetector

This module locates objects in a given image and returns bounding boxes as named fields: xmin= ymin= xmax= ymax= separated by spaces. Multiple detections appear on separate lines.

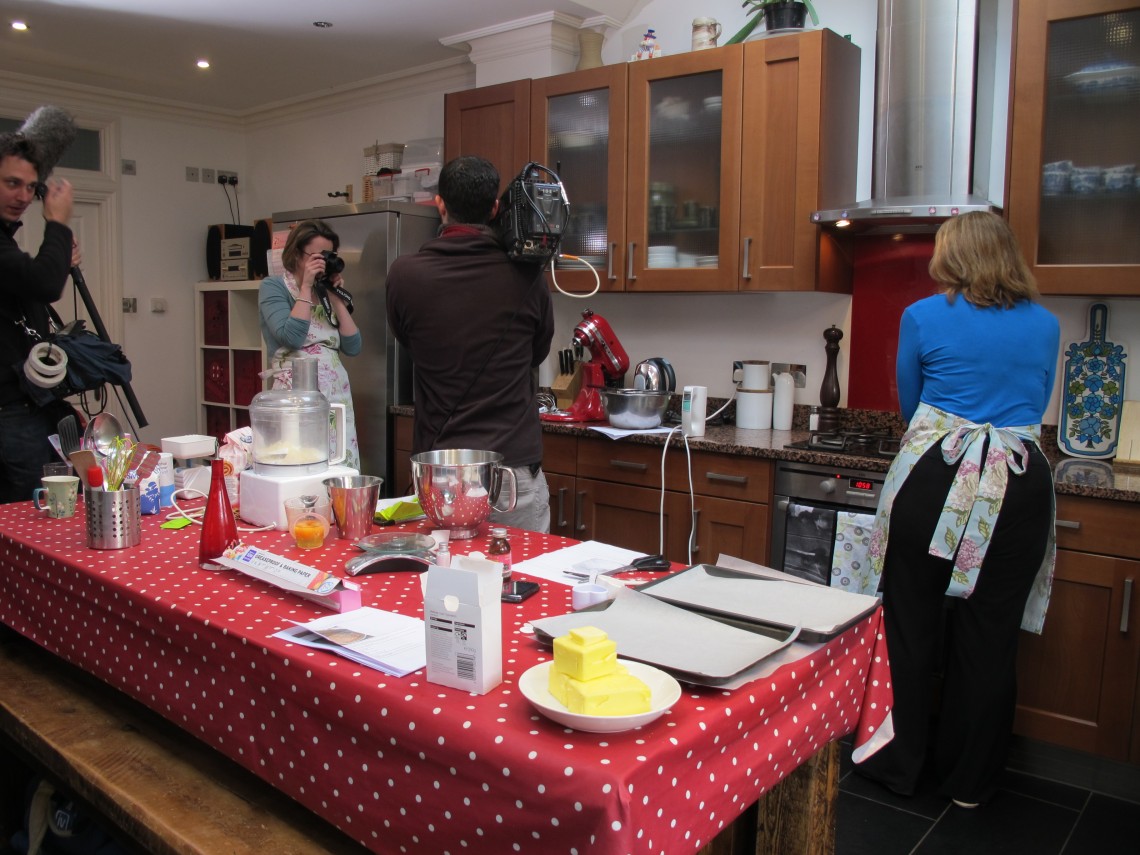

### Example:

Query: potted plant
xmin=725 ymin=0 xmax=820 ymax=44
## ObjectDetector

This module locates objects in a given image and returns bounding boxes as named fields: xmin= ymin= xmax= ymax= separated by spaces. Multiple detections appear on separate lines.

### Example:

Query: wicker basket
xmin=363 ymin=142 xmax=404 ymax=176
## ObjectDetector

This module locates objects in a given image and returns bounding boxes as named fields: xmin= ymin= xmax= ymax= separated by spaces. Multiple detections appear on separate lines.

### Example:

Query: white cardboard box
xmin=424 ymin=556 xmax=502 ymax=695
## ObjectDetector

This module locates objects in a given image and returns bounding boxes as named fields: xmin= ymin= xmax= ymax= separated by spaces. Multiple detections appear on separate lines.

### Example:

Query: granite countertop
xmin=389 ymin=403 xmax=1140 ymax=505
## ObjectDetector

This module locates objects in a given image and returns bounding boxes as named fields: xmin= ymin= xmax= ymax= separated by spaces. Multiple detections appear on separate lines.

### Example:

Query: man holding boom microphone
xmin=0 ymin=111 xmax=82 ymax=502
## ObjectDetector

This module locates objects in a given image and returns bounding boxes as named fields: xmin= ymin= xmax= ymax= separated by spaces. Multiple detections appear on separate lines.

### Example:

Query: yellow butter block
xmin=548 ymin=668 xmax=652 ymax=716
xmin=552 ymin=625 xmax=617 ymax=681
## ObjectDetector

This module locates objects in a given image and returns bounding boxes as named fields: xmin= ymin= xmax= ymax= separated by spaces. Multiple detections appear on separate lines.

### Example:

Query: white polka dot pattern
xmin=0 ymin=500 xmax=892 ymax=855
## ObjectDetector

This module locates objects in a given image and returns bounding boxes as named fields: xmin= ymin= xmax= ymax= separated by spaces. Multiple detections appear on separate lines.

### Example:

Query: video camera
xmin=492 ymin=162 xmax=570 ymax=265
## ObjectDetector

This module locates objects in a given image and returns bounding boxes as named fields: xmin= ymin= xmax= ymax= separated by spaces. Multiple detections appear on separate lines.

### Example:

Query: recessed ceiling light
xmin=313 ymin=21 xmax=333 ymax=28
xmin=197 ymin=59 xmax=211 ymax=69
xmin=12 ymin=21 xmax=28 ymax=31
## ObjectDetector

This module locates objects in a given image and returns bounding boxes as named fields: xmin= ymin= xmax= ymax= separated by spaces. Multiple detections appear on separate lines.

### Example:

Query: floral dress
xmin=868 ymin=403 xmax=1056 ymax=633
xmin=266 ymin=272 xmax=359 ymax=471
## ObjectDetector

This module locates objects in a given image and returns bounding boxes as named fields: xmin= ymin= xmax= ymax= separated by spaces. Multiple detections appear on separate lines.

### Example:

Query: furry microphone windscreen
xmin=18 ymin=105 xmax=78 ymax=182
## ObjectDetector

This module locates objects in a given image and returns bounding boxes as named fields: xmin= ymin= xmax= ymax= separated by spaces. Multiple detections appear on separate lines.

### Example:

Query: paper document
xmin=588 ymin=426 xmax=677 ymax=440
xmin=511 ymin=540 xmax=646 ymax=586
xmin=274 ymin=607 xmax=426 ymax=677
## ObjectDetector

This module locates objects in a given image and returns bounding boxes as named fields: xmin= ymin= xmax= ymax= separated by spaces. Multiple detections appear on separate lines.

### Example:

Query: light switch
xmin=150 ymin=297 xmax=168 ymax=313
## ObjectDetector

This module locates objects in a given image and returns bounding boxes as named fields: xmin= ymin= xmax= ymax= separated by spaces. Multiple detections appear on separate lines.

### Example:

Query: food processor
xmin=238 ymin=356 xmax=358 ymax=530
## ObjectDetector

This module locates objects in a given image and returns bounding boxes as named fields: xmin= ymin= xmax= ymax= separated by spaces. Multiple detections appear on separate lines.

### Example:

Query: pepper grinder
xmin=817 ymin=325 xmax=843 ymax=434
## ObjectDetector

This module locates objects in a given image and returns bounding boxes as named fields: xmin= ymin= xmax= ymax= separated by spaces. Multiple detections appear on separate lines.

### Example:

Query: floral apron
xmin=265 ymin=272 xmax=360 ymax=471
xmin=868 ymin=404 xmax=1056 ymax=633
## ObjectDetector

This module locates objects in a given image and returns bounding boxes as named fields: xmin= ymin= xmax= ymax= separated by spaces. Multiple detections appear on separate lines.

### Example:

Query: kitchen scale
xmin=239 ymin=464 xmax=357 ymax=531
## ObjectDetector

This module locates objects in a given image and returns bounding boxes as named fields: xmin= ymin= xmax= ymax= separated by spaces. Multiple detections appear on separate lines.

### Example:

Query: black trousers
xmin=859 ymin=442 xmax=1053 ymax=802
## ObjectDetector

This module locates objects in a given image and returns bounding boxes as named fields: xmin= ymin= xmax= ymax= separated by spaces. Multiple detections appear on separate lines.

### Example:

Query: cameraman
xmin=258 ymin=219 xmax=361 ymax=470
xmin=0 ymin=131 xmax=81 ymax=503
xmin=387 ymin=156 xmax=555 ymax=532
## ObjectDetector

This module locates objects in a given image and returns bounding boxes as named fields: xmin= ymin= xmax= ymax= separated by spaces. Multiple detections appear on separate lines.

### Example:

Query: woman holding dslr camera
xmin=259 ymin=219 xmax=360 ymax=469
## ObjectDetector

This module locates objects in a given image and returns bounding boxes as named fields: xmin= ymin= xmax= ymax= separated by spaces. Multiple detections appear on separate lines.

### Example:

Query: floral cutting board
xmin=1059 ymin=303 xmax=1127 ymax=459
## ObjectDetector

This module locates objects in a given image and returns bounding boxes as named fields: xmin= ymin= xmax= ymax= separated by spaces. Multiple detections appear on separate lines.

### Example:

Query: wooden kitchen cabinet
xmin=457 ymin=31 xmax=859 ymax=293
xmin=738 ymin=28 xmax=860 ymax=292
xmin=1014 ymin=495 xmax=1140 ymax=761
xmin=444 ymin=80 xmax=532 ymax=196
xmin=530 ymin=65 xmax=629 ymax=292
xmin=195 ymin=281 xmax=267 ymax=440
xmin=1007 ymin=1 xmax=1140 ymax=295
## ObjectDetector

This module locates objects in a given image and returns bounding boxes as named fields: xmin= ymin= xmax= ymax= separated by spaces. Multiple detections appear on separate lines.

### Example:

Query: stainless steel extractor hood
xmin=812 ymin=0 xmax=1003 ymax=233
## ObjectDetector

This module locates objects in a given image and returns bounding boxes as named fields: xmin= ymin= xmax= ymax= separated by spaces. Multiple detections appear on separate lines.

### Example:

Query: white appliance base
xmin=239 ymin=465 xmax=358 ymax=530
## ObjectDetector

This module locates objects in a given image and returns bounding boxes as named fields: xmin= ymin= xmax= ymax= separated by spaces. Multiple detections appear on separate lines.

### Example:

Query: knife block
xmin=551 ymin=365 xmax=582 ymax=411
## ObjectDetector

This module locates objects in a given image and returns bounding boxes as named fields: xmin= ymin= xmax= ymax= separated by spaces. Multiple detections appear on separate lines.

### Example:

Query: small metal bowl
xmin=601 ymin=389 xmax=671 ymax=429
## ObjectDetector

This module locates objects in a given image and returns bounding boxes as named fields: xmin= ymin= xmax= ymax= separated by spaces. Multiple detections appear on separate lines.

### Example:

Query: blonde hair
xmin=928 ymin=211 xmax=1038 ymax=308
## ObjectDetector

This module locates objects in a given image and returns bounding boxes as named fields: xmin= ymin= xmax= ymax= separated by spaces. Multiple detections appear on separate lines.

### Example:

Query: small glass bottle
xmin=809 ymin=406 xmax=821 ymax=432
xmin=488 ymin=527 xmax=512 ymax=584
xmin=199 ymin=458 xmax=238 ymax=571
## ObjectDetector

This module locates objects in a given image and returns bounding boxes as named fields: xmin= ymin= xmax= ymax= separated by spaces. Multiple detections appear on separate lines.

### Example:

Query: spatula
xmin=69 ymin=449 xmax=99 ymax=491
xmin=57 ymin=415 xmax=81 ymax=457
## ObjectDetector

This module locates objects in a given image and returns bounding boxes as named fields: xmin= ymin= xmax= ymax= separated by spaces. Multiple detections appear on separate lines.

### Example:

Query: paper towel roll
xmin=773 ymin=373 xmax=794 ymax=430
xmin=736 ymin=389 xmax=772 ymax=430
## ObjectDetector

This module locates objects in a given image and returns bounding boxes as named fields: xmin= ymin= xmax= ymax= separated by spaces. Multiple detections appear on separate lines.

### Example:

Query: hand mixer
xmin=541 ymin=309 xmax=630 ymax=423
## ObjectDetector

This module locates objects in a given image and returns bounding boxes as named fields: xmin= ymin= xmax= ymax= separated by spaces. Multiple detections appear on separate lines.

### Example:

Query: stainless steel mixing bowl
xmin=601 ymin=389 xmax=671 ymax=429
xmin=411 ymin=449 xmax=517 ymax=539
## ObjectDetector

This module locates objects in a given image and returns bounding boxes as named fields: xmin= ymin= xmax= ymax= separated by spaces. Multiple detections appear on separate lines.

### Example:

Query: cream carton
xmin=424 ymin=555 xmax=502 ymax=695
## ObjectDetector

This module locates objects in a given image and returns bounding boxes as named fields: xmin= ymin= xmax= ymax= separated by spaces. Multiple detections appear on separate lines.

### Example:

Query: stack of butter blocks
xmin=548 ymin=626 xmax=650 ymax=715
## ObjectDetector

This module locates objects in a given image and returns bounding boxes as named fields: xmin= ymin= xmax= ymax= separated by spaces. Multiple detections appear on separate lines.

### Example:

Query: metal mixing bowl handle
xmin=490 ymin=465 xmax=518 ymax=513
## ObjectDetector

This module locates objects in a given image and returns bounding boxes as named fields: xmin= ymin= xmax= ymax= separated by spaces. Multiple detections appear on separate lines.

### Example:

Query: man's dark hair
xmin=438 ymin=156 xmax=500 ymax=225
xmin=0 ymin=133 xmax=41 ymax=171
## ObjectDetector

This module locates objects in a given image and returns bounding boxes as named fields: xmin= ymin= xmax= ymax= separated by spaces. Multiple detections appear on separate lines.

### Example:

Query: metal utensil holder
xmin=86 ymin=486 xmax=142 ymax=549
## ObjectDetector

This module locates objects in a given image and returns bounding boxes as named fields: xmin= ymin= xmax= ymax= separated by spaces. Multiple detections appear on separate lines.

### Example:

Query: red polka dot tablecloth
xmin=0 ymin=499 xmax=892 ymax=855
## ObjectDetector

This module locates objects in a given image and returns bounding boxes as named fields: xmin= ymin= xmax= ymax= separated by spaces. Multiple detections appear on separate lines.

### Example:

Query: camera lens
xmin=319 ymin=250 xmax=344 ymax=276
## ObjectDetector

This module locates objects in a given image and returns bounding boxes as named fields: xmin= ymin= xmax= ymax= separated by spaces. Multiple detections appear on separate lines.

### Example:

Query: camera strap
xmin=312 ymin=280 xmax=354 ymax=327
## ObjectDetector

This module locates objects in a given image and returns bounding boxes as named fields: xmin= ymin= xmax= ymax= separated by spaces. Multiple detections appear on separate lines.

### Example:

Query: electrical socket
xmin=218 ymin=171 xmax=238 ymax=185
xmin=185 ymin=166 xmax=200 ymax=183
xmin=201 ymin=168 xmax=216 ymax=184
xmin=122 ymin=297 xmax=137 ymax=314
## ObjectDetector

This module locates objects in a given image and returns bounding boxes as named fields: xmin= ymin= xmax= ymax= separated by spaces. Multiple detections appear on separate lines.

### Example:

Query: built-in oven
xmin=769 ymin=453 xmax=888 ymax=589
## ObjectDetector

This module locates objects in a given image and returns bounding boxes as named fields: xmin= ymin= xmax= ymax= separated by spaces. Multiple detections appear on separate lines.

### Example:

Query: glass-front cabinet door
xmin=1008 ymin=1 xmax=1140 ymax=295
xmin=626 ymin=47 xmax=744 ymax=291
xmin=531 ymin=66 xmax=628 ymax=292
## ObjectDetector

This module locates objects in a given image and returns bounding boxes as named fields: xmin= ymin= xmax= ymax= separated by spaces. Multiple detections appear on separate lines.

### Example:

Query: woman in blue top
xmin=259 ymin=219 xmax=361 ymax=470
xmin=855 ymin=212 xmax=1060 ymax=808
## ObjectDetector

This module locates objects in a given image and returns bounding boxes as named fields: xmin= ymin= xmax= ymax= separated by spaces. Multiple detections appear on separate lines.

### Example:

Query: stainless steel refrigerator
xmin=272 ymin=200 xmax=439 ymax=495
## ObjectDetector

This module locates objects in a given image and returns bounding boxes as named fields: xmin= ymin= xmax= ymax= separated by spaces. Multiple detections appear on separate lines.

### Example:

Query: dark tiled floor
xmin=837 ymin=740 xmax=1140 ymax=855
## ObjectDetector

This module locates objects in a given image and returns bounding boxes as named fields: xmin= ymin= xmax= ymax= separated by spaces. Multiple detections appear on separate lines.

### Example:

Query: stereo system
xmin=206 ymin=219 xmax=272 ymax=280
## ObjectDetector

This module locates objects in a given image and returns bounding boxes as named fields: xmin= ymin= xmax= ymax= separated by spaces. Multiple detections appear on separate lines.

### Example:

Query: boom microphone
xmin=18 ymin=105 xmax=78 ymax=183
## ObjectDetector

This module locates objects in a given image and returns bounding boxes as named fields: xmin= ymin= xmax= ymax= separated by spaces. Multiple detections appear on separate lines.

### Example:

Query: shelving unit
xmin=195 ymin=281 xmax=267 ymax=440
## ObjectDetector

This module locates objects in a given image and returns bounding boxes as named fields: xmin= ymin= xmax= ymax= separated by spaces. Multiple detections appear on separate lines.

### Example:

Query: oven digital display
xmin=849 ymin=478 xmax=875 ymax=492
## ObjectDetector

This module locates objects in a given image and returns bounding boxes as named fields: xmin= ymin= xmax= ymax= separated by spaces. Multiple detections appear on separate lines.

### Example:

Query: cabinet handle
xmin=707 ymin=471 xmax=747 ymax=485
xmin=627 ymin=242 xmax=637 ymax=281
xmin=610 ymin=459 xmax=648 ymax=472
xmin=691 ymin=507 xmax=701 ymax=556
xmin=608 ymin=243 xmax=617 ymax=281
xmin=742 ymin=236 xmax=753 ymax=280
xmin=1122 ymin=578 xmax=1134 ymax=634
xmin=1055 ymin=519 xmax=1081 ymax=530
xmin=575 ymin=490 xmax=587 ymax=533
xmin=556 ymin=487 xmax=568 ymax=529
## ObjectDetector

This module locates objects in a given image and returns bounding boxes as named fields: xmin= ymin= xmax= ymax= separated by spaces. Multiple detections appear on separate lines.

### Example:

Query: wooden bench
xmin=0 ymin=634 xmax=371 ymax=855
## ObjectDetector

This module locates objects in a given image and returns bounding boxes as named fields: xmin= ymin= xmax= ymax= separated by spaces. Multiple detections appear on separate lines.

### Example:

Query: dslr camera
xmin=318 ymin=249 xmax=344 ymax=279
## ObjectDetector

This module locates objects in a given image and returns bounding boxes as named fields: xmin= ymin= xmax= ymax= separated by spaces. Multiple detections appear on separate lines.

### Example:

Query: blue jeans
xmin=0 ymin=400 xmax=72 ymax=503
xmin=489 ymin=466 xmax=551 ymax=533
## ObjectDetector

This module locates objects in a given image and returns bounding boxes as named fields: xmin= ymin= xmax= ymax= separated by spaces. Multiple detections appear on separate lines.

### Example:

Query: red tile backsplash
xmin=847 ymin=235 xmax=939 ymax=412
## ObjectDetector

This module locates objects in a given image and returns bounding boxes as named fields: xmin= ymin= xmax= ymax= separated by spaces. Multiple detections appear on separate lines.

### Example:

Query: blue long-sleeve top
xmin=896 ymin=294 xmax=1060 ymax=426
xmin=258 ymin=275 xmax=361 ymax=357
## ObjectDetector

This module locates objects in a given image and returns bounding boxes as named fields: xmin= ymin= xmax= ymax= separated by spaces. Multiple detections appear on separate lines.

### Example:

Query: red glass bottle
xmin=199 ymin=458 xmax=238 ymax=571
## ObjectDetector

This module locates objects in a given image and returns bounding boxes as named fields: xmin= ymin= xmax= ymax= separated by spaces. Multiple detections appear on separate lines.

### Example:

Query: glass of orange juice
xmin=284 ymin=495 xmax=332 ymax=549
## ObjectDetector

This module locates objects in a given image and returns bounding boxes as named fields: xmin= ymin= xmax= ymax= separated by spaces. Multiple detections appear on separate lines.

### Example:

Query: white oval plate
xmin=518 ymin=659 xmax=681 ymax=733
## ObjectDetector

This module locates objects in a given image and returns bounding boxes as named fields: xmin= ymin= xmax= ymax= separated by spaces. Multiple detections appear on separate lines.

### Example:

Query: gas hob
xmin=784 ymin=431 xmax=901 ymax=461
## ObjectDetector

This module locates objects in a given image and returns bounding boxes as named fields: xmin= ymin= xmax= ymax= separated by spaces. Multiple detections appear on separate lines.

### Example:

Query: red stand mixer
xmin=541 ymin=309 xmax=629 ymax=423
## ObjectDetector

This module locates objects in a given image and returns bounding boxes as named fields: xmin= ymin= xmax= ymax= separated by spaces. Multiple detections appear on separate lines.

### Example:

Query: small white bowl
xmin=518 ymin=659 xmax=682 ymax=732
